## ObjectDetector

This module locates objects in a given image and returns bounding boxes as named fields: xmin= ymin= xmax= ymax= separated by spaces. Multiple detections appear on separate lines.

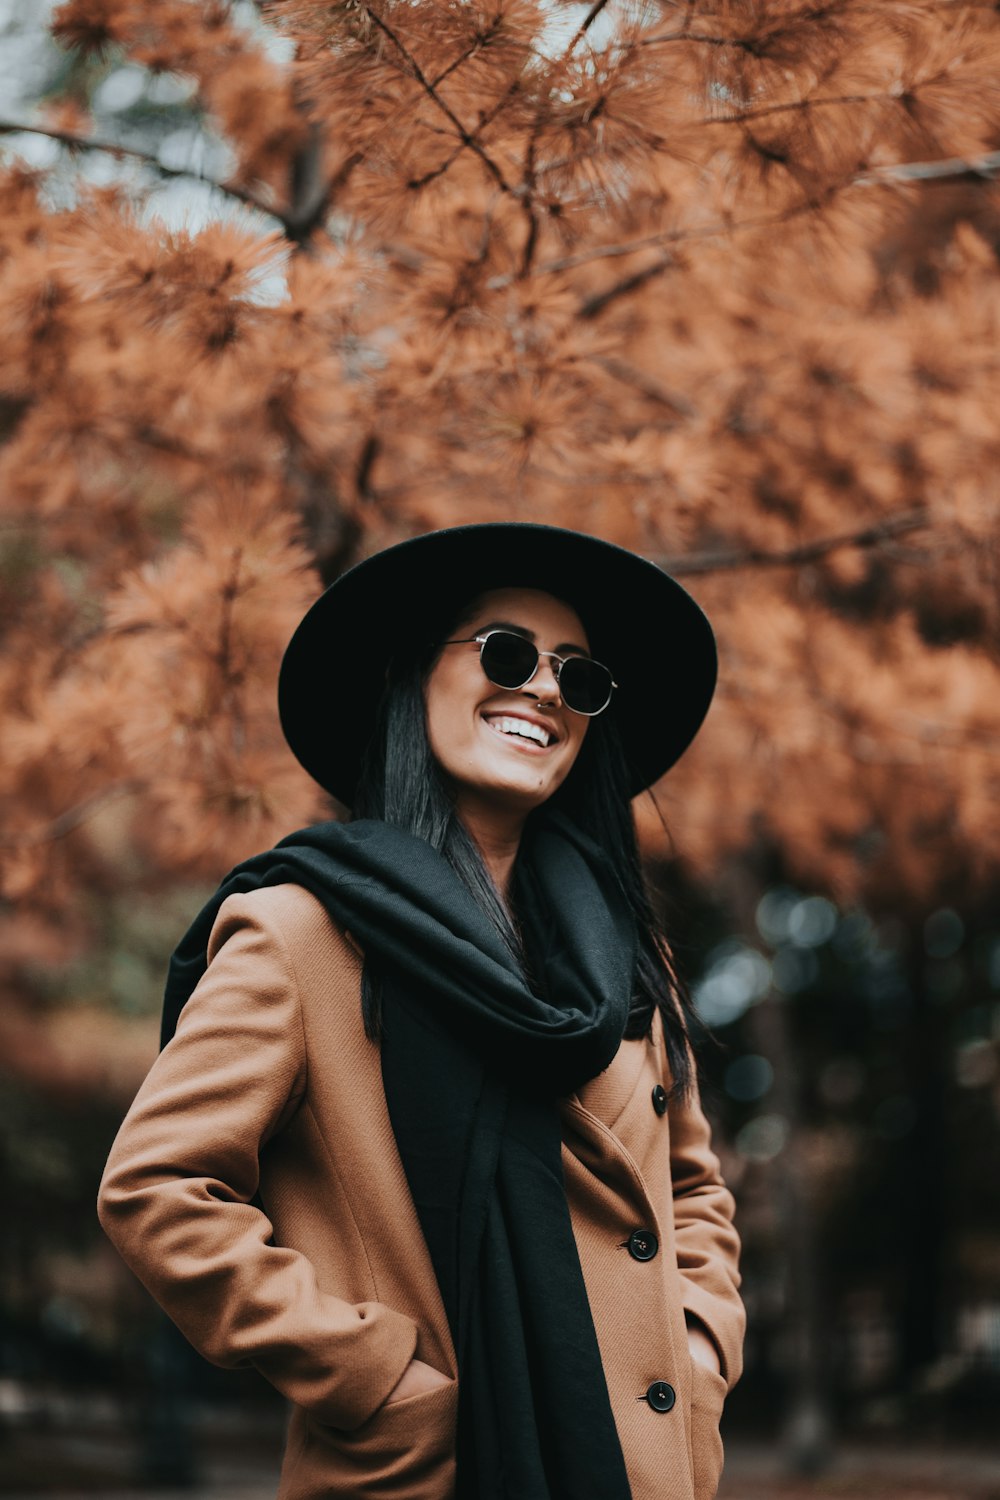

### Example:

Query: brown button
xmin=651 ymin=1085 xmax=668 ymax=1116
xmin=628 ymin=1229 xmax=659 ymax=1262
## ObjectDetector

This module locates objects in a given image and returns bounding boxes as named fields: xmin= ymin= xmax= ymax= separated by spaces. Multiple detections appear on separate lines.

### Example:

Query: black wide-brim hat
xmin=278 ymin=523 xmax=717 ymax=804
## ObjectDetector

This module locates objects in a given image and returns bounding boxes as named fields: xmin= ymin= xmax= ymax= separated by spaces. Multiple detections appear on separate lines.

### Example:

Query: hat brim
xmin=278 ymin=523 xmax=717 ymax=804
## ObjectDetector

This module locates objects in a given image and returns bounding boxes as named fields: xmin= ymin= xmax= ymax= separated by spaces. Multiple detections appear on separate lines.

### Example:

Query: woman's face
xmin=424 ymin=587 xmax=591 ymax=821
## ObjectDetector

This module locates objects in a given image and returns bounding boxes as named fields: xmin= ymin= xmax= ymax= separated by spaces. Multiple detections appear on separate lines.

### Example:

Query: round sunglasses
xmin=443 ymin=629 xmax=617 ymax=716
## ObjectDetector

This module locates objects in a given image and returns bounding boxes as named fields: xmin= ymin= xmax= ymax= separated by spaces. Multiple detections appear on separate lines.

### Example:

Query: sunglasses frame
xmin=442 ymin=629 xmax=618 ymax=717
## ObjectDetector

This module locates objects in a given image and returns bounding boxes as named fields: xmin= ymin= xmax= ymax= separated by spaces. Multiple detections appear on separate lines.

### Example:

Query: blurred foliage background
xmin=2 ymin=0 xmax=1000 ymax=1494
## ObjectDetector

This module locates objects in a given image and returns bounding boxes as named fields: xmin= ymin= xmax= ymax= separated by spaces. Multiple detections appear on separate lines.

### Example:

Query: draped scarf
xmin=162 ymin=809 xmax=636 ymax=1499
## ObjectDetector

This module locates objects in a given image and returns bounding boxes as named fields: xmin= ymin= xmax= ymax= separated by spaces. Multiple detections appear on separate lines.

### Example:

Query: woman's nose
xmin=525 ymin=653 xmax=561 ymax=703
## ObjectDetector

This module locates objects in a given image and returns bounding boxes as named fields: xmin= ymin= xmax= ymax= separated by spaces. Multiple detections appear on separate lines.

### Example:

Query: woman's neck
xmin=455 ymin=800 xmax=526 ymax=904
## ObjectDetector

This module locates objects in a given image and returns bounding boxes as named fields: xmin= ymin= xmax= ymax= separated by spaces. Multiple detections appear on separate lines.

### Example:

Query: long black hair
xmin=351 ymin=610 xmax=695 ymax=1097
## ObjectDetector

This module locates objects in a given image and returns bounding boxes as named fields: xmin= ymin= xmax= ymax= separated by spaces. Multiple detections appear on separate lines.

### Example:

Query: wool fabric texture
xmin=162 ymin=809 xmax=639 ymax=1499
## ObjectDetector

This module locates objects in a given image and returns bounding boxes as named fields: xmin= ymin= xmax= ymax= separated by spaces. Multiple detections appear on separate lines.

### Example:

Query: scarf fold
xmin=162 ymin=809 xmax=636 ymax=1500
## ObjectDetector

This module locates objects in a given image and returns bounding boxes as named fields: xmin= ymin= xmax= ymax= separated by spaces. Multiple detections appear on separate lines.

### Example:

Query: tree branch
xmin=496 ymin=200 xmax=810 ymax=308
xmin=702 ymin=91 xmax=889 ymax=126
xmin=656 ymin=509 xmax=931 ymax=577
xmin=641 ymin=2 xmax=863 ymax=48
xmin=2 ymin=780 xmax=147 ymax=849
xmin=518 ymin=123 xmax=541 ymax=277
xmin=408 ymin=78 xmax=520 ymax=190
xmin=500 ymin=198 xmax=808 ymax=286
xmin=0 ymin=119 xmax=282 ymax=223
xmin=566 ymin=0 xmax=613 ymax=52
xmin=522 ymin=144 xmax=1000 ymax=309
xmin=361 ymin=8 xmax=514 ymax=194
xmin=858 ymin=149 xmax=1000 ymax=185
xmin=638 ymin=4 xmax=887 ymax=55
xmin=428 ymin=19 xmax=503 ymax=89
xmin=579 ymin=252 xmax=675 ymax=318
xmin=638 ymin=29 xmax=758 ymax=52
xmin=591 ymin=355 xmax=696 ymax=418
xmin=286 ymin=120 xmax=329 ymax=244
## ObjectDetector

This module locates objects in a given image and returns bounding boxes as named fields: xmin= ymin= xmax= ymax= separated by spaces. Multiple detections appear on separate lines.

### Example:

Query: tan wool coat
xmin=98 ymin=883 xmax=745 ymax=1500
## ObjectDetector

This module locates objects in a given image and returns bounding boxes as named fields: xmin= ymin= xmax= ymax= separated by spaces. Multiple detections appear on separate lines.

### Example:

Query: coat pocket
xmin=689 ymin=1361 xmax=728 ymax=1500
xmin=287 ymin=1377 xmax=458 ymax=1500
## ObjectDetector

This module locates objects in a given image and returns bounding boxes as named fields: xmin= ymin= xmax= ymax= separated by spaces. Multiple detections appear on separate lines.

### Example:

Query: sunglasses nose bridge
xmin=524 ymin=649 xmax=563 ymax=702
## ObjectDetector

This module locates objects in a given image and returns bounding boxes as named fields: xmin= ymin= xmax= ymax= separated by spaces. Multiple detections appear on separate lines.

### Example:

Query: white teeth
xmin=487 ymin=715 xmax=552 ymax=747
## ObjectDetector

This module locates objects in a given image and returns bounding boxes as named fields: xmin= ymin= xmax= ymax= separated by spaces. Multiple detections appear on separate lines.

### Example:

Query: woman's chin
xmin=457 ymin=764 xmax=561 ymax=816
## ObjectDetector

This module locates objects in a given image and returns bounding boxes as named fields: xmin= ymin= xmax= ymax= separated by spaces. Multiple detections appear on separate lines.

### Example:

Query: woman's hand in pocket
xmin=687 ymin=1319 xmax=722 ymax=1377
xmin=384 ymin=1358 xmax=451 ymax=1405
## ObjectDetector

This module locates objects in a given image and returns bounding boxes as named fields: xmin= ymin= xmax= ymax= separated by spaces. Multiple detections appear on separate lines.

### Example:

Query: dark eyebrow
xmin=472 ymin=619 xmax=591 ymax=657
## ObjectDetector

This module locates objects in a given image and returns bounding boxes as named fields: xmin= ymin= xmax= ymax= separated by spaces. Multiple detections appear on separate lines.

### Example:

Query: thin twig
xmin=579 ymin=252 xmax=675 ymax=318
xmin=702 ymin=91 xmax=888 ymax=126
xmin=355 ymin=434 xmax=380 ymax=502
xmin=637 ymin=1 xmax=986 ymax=52
xmin=408 ymin=78 xmax=521 ymax=190
xmin=0 ymin=119 xmax=280 ymax=222
xmin=361 ymin=7 xmax=513 ymax=194
xmin=566 ymin=0 xmax=613 ymax=53
xmin=134 ymin=424 xmax=214 ymax=461
xmin=591 ymin=355 xmax=696 ymax=418
xmin=508 ymin=143 xmax=1000 ymax=297
xmin=504 ymin=205 xmax=791 ymax=280
xmin=2 ymin=780 xmax=147 ymax=848
xmin=656 ymin=509 xmax=931 ymax=577
xmin=638 ymin=29 xmax=756 ymax=51
xmin=554 ymin=201 xmax=815 ymax=312
xmin=286 ymin=120 xmax=329 ymax=244
xmin=518 ymin=125 xmax=541 ymax=278
xmin=858 ymin=149 xmax=1000 ymax=184
xmin=428 ymin=19 xmax=503 ymax=89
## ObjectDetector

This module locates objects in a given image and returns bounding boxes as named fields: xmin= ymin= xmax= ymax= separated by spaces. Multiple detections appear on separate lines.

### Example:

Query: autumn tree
xmin=2 ymin=0 xmax=999 ymax=923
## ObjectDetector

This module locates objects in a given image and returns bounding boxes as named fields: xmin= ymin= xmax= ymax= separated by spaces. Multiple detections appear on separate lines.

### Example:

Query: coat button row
xmin=627 ymin=1228 xmax=659 ymax=1262
xmin=643 ymin=1381 xmax=676 ymax=1413
xmin=651 ymin=1085 xmax=668 ymax=1115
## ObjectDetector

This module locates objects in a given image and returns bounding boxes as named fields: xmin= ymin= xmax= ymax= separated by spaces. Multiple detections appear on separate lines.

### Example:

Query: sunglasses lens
xmin=480 ymin=631 xmax=538 ymax=688
xmin=559 ymin=656 xmax=614 ymax=715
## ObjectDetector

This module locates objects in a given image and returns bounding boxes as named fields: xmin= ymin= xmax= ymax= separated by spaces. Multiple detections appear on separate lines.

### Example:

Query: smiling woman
xmin=96 ymin=523 xmax=744 ymax=1500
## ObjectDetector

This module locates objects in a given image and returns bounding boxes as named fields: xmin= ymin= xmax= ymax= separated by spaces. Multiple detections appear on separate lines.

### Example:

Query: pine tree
xmin=2 ymin=0 xmax=999 ymax=920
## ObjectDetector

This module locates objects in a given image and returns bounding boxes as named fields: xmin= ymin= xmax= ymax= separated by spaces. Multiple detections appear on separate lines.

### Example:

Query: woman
xmin=98 ymin=522 xmax=744 ymax=1500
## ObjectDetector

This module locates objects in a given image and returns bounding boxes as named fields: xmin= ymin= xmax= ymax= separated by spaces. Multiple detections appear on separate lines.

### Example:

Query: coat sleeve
xmin=97 ymin=892 xmax=418 ymax=1430
xmin=668 ymin=1063 xmax=746 ymax=1390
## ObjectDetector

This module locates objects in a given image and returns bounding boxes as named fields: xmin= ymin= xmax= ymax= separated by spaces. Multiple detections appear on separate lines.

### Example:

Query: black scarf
xmin=162 ymin=809 xmax=635 ymax=1500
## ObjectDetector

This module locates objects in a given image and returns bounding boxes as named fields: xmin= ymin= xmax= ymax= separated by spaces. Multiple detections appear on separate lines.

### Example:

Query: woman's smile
xmin=481 ymin=709 xmax=561 ymax=751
